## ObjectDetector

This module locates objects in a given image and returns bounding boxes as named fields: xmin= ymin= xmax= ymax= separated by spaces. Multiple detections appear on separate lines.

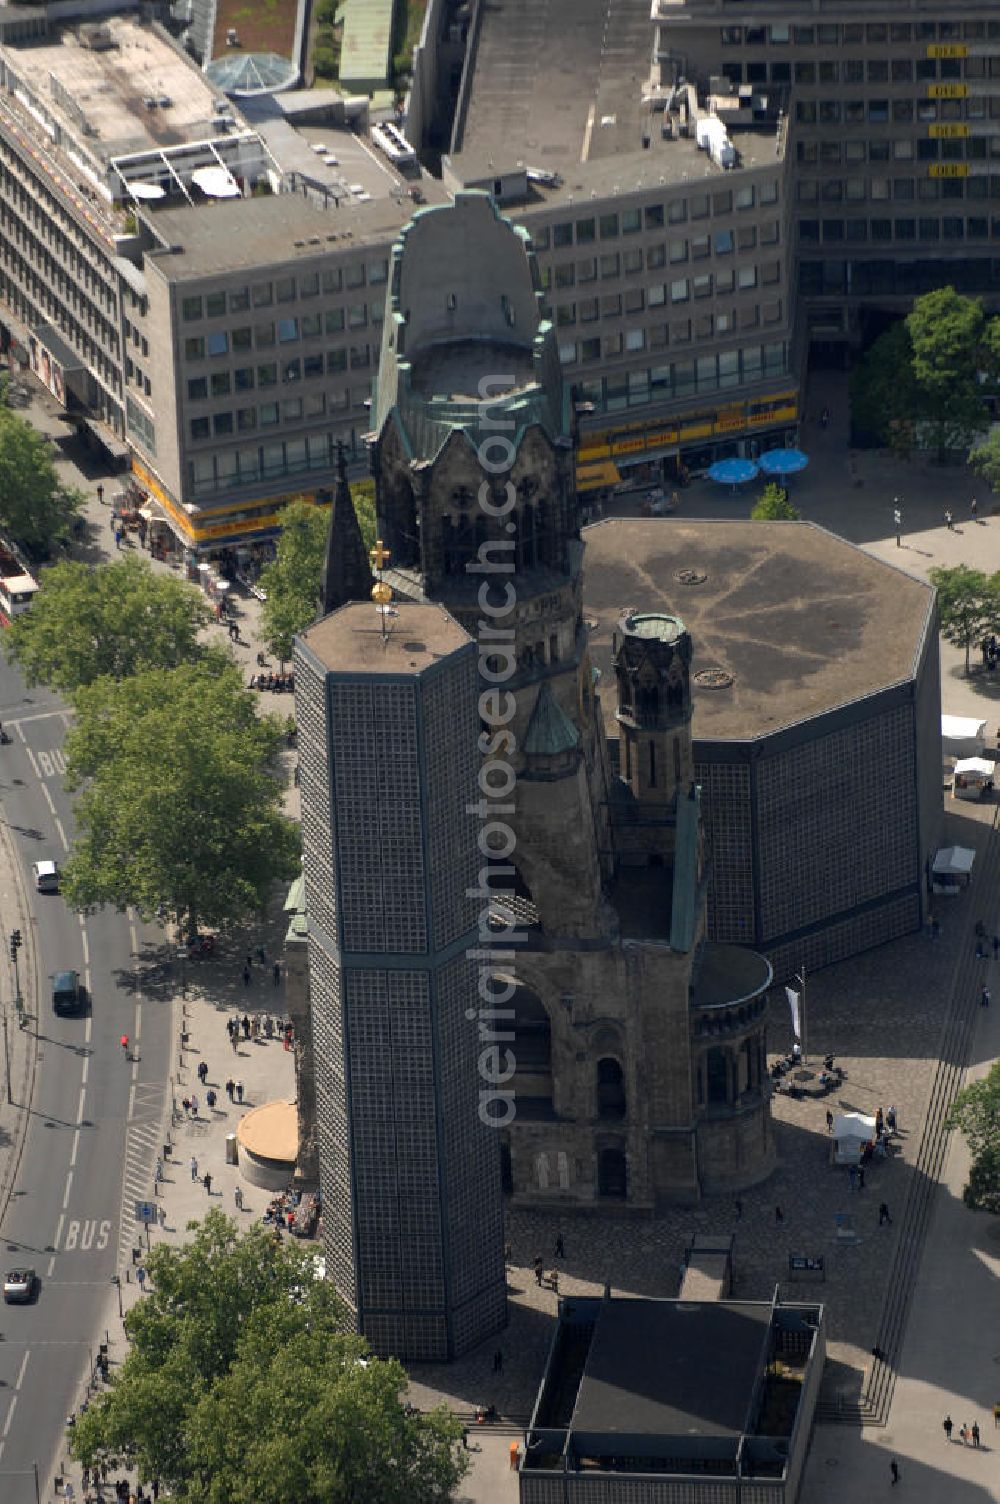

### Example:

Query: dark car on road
xmin=52 ymin=969 xmax=85 ymax=1017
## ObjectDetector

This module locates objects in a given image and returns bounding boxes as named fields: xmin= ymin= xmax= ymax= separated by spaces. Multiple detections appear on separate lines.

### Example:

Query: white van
xmin=32 ymin=860 xmax=60 ymax=893
xmin=953 ymin=757 xmax=995 ymax=802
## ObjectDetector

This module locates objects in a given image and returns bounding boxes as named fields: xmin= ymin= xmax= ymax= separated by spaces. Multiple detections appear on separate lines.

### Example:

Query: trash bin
xmin=225 ymin=1133 xmax=238 ymax=1166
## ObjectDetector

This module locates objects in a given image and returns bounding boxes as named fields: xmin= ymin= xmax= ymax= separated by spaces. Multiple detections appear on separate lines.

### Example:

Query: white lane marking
xmin=54 ymin=1212 xmax=65 ymax=1250
xmin=77 ymin=1086 xmax=85 ymax=1124
xmin=40 ymin=783 xmax=56 ymax=815
xmin=134 ymin=1002 xmax=141 ymax=1041
xmin=2 ymin=1396 xmax=17 ymax=1437
xmin=81 ymin=1054 xmax=89 ymax=1085
xmin=46 ymin=1256 xmax=55 ymax=1277
xmin=127 ymin=1082 xmax=136 ymax=1118
xmin=62 ymin=1171 xmax=74 ymax=1211
xmin=23 ymin=746 xmax=40 ymax=779
xmin=7 ymin=709 xmax=69 ymax=728
xmin=14 ymin=1351 xmax=30 ymax=1391
xmin=84 ymin=1015 xmax=92 ymax=1045
xmin=54 ymin=815 xmax=68 ymax=850
xmin=70 ymin=1128 xmax=80 ymax=1167
xmin=80 ymin=927 xmax=90 ymax=967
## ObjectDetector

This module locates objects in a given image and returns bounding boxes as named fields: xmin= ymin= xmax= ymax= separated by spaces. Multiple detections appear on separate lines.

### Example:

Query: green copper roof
xmin=524 ymin=681 xmax=581 ymax=756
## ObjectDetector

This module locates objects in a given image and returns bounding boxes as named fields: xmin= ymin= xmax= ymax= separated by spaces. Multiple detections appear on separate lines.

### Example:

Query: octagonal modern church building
xmin=297 ymin=192 xmax=942 ymax=1345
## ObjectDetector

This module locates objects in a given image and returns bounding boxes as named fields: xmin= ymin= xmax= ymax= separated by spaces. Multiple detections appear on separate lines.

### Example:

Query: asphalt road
xmin=0 ymin=655 xmax=173 ymax=1502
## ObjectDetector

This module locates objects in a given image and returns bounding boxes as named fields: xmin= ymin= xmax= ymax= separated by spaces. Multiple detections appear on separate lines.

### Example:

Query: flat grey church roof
xmin=583 ymin=519 xmax=934 ymax=741
xmin=572 ymin=1299 xmax=771 ymax=1440
xmin=300 ymin=601 xmax=472 ymax=675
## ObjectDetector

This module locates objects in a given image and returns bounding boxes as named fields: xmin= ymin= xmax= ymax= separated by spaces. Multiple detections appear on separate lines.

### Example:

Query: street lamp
xmin=9 ymin=928 xmax=22 ymax=1011
xmin=111 ymin=1273 xmax=123 ymax=1318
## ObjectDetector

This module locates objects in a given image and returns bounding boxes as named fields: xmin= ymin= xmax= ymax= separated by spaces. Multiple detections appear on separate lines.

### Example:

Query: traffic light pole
xmin=2 ymin=1003 xmax=9 ymax=1106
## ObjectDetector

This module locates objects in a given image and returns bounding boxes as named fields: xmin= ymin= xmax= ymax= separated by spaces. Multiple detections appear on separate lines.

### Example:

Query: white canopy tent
xmin=932 ymin=845 xmax=976 ymax=879
xmin=831 ymin=1111 xmax=876 ymax=1166
xmin=942 ymin=714 xmax=987 ymax=759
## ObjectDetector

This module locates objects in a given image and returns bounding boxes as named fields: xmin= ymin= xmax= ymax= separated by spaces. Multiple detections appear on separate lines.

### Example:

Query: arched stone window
xmin=596 ymin=1057 xmax=626 ymax=1120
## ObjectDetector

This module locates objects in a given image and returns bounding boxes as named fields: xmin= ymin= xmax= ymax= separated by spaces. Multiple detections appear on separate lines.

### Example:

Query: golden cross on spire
xmin=370 ymin=538 xmax=391 ymax=572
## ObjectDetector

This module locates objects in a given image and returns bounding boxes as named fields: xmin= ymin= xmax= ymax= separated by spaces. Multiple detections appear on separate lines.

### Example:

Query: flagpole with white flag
xmin=794 ymin=967 xmax=807 ymax=1061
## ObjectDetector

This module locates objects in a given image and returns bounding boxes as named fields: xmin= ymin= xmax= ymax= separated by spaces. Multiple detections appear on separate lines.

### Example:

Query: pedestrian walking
xmin=236 ymin=1080 xmax=244 ymax=1103
xmin=242 ymin=965 xmax=251 ymax=988
xmin=190 ymin=1093 xmax=198 ymax=1117
xmin=225 ymin=1078 xmax=235 ymax=1101
xmin=206 ymin=1088 xmax=217 ymax=1110
xmin=114 ymin=527 xmax=122 ymax=550
xmin=120 ymin=1033 xmax=129 ymax=1057
xmin=890 ymin=1459 xmax=900 ymax=1485
xmin=242 ymin=1014 xmax=251 ymax=1039
xmin=230 ymin=1028 xmax=238 ymax=1054
xmin=273 ymin=961 xmax=281 ymax=988
xmin=197 ymin=1060 xmax=208 ymax=1084
xmin=534 ymin=1256 xmax=544 ymax=1286
xmin=893 ymin=500 xmax=902 ymax=546
xmin=983 ymin=987 xmax=991 ymax=1008
xmin=155 ymin=1156 xmax=163 ymax=1184
xmin=945 ymin=508 xmax=953 ymax=529
xmin=972 ymin=1422 xmax=980 ymax=1448
xmin=960 ymin=1424 xmax=969 ymax=1445
xmin=775 ymin=1206 xmax=783 ymax=1224
xmin=257 ymin=946 xmax=267 ymax=965
xmin=136 ymin=1265 xmax=146 ymax=1292
xmin=203 ymin=1172 xmax=212 ymax=1196
xmin=886 ymin=1105 xmax=897 ymax=1134
xmin=971 ymin=496 xmax=979 ymax=519
xmin=245 ymin=952 xmax=253 ymax=971
xmin=555 ymin=1233 xmax=565 ymax=1258
xmin=879 ymin=1201 xmax=892 ymax=1226
xmin=234 ymin=1186 xmax=244 ymax=1211
xmin=96 ymin=483 xmax=104 ymax=505
xmin=190 ymin=1156 xmax=198 ymax=1181
xmin=942 ymin=1415 xmax=953 ymax=1442
xmin=826 ymin=1109 xmax=834 ymax=1132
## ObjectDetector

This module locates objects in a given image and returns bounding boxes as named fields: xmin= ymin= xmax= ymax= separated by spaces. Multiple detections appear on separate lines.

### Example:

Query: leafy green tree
xmin=4 ymin=556 xmax=212 ymax=692
xmin=62 ymin=658 xmax=299 ymax=939
xmin=946 ymin=1060 xmax=1000 ymax=1213
xmin=261 ymin=484 xmax=378 ymax=661
xmin=906 ymin=287 xmax=992 ymax=460
xmin=849 ymin=321 xmax=922 ymax=454
xmin=351 ymin=476 xmax=378 ymax=552
xmin=69 ymin=1213 xmax=468 ymax=1504
xmin=259 ymin=500 xmax=330 ymax=663
xmin=969 ymin=430 xmax=1000 ymax=494
xmin=929 ymin=564 xmax=997 ymax=675
xmin=750 ymin=482 xmax=800 ymax=521
xmin=0 ymin=408 xmax=83 ymax=556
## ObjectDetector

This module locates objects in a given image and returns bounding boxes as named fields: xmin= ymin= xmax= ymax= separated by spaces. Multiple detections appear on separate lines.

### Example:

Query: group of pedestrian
xmin=229 ymin=1009 xmax=284 ymax=1047
xmin=224 ymin=1078 xmax=245 ymax=1104
xmin=943 ymin=1414 xmax=982 ymax=1447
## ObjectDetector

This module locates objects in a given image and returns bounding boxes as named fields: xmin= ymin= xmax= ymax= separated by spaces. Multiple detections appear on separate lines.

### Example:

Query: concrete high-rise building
xmin=295 ymin=598 xmax=506 ymax=1361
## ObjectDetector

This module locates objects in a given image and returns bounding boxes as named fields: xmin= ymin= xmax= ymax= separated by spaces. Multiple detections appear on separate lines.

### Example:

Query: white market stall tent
xmin=953 ymin=757 xmax=995 ymax=801
xmin=931 ymin=845 xmax=976 ymax=893
xmin=831 ymin=1112 xmax=876 ymax=1166
xmin=942 ymin=714 xmax=987 ymax=760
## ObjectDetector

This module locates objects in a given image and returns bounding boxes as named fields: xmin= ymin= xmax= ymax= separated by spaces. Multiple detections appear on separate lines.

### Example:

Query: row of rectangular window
xmin=528 ymin=183 xmax=778 ymax=251
xmin=800 ymin=217 xmax=999 ymax=244
xmin=188 ymin=431 xmax=358 ymax=495
xmin=182 ymin=306 xmax=377 ymax=360
xmin=799 ymin=140 xmax=1000 ymax=169
xmin=552 ymin=263 xmax=778 ymax=322
xmin=801 ymin=179 xmax=1000 ymax=204
xmin=190 ymin=388 xmax=354 ymax=440
xmin=560 ymin=312 xmax=780 ymax=364
xmin=721 ymin=20 xmax=994 ymax=46
xmin=571 ymin=344 xmax=789 ymax=412
xmin=796 ymin=100 xmax=1000 ymax=129
xmin=187 ymin=347 xmax=371 ymax=401
xmin=179 ymin=263 xmax=388 ymax=321
xmin=185 ymin=348 xmax=362 ymax=401
xmin=727 ymin=57 xmax=977 ymax=86
xmin=544 ymin=225 xmax=781 ymax=288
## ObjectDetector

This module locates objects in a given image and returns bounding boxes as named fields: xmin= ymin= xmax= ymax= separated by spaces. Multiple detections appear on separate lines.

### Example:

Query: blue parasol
xmin=707 ymin=458 xmax=760 ymax=487
xmin=758 ymin=448 xmax=809 ymax=477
